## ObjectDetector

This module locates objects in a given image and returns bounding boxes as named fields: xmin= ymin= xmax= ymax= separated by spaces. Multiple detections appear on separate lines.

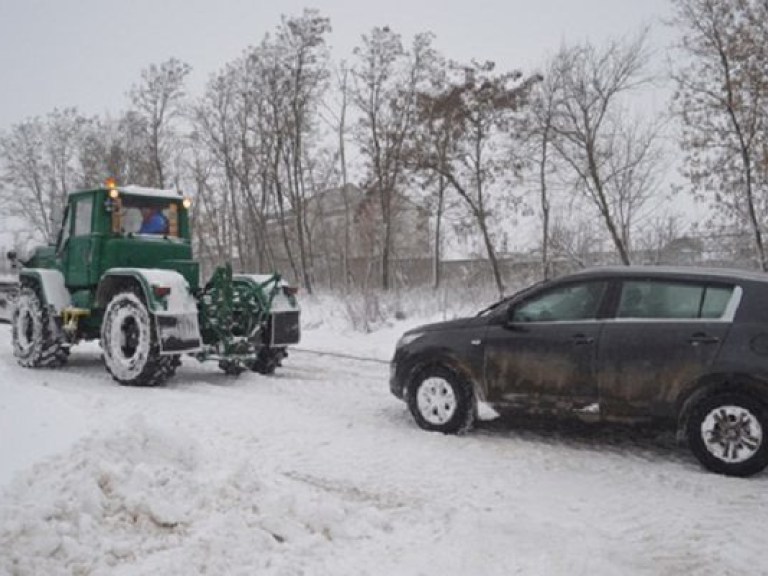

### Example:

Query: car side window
xmin=617 ymin=281 xmax=734 ymax=320
xmin=700 ymin=286 xmax=735 ymax=319
xmin=511 ymin=281 xmax=607 ymax=322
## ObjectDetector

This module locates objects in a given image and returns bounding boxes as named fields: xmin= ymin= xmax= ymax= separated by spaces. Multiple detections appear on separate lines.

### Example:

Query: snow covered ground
xmin=1 ymin=306 xmax=768 ymax=575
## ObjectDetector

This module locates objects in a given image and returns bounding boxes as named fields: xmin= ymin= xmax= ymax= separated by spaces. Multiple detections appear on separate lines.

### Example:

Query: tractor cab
xmin=50 ymin=181 xmax=200 ymax=310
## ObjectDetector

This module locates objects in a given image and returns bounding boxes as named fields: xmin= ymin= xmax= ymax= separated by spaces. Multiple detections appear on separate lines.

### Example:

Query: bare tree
xmin=0 ymin=108 xmax=90 ymax=242
xmin=409 ymin=52 xmax=453 ymax=289
xmin=130 ymin=58 xmax=192 ymax=188
xmin=527 ymin=61 xmax=563 ymax=279
xmin=274 ymin=9 xmax=332 ymax=294
xmin=548 ymin=32 xmax=663 ymax=265
xmin=352 ymin=27 xmax=436 ymax=290
xmin=671 ymin=0 xmax=768 ymax=270
xmin=549 ymin=214 xmax=602 ymax=269
xmin=413 ymin=61 xmax=540 ymax=297
xmin=320 ymin=62 xmax=354 ymax=290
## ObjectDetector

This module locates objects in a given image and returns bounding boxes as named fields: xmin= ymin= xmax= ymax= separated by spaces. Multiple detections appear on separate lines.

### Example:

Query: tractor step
xmin=62 ymin=307 xmax=90 ymax=333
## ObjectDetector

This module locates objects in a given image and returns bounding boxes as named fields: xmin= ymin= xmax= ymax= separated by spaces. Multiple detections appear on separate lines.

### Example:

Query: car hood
xmin=406 ymin=316 xmax=480 ymax=335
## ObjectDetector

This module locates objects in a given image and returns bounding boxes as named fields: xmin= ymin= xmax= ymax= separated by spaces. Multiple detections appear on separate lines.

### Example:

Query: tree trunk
xmin=433 ymin=177 xmax=445 ymax=290
xmin=477 ymin=211 xmax=505 ymax=297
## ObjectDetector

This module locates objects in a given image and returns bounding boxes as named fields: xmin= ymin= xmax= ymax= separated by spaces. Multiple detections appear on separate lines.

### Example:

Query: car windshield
xmin=119 ymin=197 xmax=178 ymax=237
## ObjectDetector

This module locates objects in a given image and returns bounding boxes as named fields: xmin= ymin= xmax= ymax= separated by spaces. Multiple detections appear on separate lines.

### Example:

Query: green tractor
xmin=7 ymin=181 xmax=300 ymax=385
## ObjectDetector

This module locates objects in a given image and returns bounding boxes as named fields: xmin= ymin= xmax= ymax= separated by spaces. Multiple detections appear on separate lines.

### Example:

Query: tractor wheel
xmin=12 ymin=286 xmax=69 ymax=368
xmin=218 ymin=359 xmax=247 ymax=376
xmin=248 ymin=348 xmax=286 ymax=375
xmin=159 ymin=355 xmax=182 ymax=378
xmin=101 ymin=290 xmax=169 ymax=387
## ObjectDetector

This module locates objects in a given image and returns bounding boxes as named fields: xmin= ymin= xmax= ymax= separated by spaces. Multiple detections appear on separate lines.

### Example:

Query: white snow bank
xmin=0 ymin=416 xmax=400 ymax=576
xmin=0 ymin=378 xmax=91 ymax=487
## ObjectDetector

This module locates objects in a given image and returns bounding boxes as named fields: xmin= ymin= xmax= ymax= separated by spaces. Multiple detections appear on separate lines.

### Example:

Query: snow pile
xmin=0 ymin=416 xmax=398 ymax=575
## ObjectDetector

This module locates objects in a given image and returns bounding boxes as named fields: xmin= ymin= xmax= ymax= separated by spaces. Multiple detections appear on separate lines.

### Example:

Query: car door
xmin=597 ymin=278 xmax=737 ymax=421
xmin=483 ymin=279 xmax=608 ymax=415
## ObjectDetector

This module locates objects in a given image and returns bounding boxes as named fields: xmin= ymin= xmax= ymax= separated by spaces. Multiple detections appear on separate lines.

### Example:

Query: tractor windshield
xmin=119 ymin=197 xmax=180 ymax=237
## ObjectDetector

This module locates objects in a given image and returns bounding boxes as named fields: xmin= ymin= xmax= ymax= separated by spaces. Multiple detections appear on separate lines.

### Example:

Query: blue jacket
xmin=140 ymin=212 xmax=168 ymax=234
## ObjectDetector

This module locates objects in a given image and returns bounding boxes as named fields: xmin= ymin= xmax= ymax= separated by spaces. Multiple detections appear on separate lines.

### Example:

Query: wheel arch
xmin=675 ymin=373 xmax=768 ymax=441
xmin=96 ymin=273 xmax=148 ymax=310
xmin=96 ymin=269 xmax=187 ymax=312
xmin=403 ymin=352 xmax=485 ymax=403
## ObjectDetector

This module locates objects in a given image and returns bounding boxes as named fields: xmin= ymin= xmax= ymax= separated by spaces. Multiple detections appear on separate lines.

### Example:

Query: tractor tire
xmin=218 ymin=360 xmax=247 ymax=376
xmin=248 ymin=348 xmax=286 ymax=375
xmin=159 ymin=355 xmax=182 ymax=379
xmin=100 ymin=290 xmax=170 ymax=387
xmin=12 ymin=286 xmax=69 ymax=368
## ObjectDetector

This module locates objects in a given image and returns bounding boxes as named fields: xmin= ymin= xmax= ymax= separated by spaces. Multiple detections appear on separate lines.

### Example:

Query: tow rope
xmin=291 ymin=347 xmax=390 ymax=365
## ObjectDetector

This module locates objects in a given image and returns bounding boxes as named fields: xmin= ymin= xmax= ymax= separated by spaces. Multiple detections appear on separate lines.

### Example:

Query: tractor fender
xmin=19 ymin=269 xmax=71 ymax=313
xmin=96 ymin=268 xmax=196 ymax=313
xmin=97 ymin=268 xmax=202 ymax=354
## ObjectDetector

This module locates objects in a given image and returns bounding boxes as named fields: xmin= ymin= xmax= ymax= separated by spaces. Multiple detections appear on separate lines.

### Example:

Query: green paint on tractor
xmin=7 ymin=183 xmax=300 ymax=386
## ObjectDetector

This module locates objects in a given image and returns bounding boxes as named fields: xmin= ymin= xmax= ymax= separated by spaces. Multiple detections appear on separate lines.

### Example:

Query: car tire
xmin=12 ymin=286 xmax=69 ymax=368
xmin=101 ymin=290 xmax=169 ymax=387
xmin=686 ymin=392 xmax=768 ymax=477
xmin=407 ymin=364 xmax=476 ymax=434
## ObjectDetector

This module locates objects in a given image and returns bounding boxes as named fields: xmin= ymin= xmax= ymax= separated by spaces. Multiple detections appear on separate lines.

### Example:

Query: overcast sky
xmin=0 ymin=0 xmax=677 ymax=131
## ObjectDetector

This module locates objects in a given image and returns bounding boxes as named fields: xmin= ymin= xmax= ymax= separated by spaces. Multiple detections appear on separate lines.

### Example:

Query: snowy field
xmin=1 ymin=302 xmax=768 ymax=575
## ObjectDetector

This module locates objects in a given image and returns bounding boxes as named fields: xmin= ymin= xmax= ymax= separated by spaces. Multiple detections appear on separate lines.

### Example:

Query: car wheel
xmin=686 ymin=392 xmax=768 ymax=477
xmin=101 ymin=290 xmax=169 ymax=387
xmin=407 ymin=365 xmax=476 ymax=434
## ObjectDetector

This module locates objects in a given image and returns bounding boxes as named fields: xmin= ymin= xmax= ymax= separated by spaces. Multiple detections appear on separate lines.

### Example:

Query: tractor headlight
xmin=396 ymin=332 xmax=424 ymax=349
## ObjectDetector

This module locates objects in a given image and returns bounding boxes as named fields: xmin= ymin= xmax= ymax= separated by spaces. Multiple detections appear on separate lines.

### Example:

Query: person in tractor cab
xmin=139 ymin=207 xmax=169 ymax=234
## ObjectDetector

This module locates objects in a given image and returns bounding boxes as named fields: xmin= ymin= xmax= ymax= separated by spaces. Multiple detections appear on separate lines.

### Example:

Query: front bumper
xmin=389 ymin=348 xmax=409 ymax=400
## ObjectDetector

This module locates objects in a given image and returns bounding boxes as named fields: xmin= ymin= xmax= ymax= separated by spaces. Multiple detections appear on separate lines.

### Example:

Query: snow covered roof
xmin=118 ymin=185 xmax=184 ymax=200
xmin=67 ymin=185 xmax=184 ymax=200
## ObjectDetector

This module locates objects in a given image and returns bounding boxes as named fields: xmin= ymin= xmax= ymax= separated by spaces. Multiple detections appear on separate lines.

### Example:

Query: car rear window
xmin=617 ymin=281 xmax=735 ymax=320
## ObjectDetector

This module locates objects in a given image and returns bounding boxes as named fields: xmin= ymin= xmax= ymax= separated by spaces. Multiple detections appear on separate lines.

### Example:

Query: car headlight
xmin=396 ymin=332 xmax=424 ymax=349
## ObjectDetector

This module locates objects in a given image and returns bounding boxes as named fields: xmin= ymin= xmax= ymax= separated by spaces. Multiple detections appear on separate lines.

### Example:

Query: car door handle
xmin=571 ymin=334 xmax=594 ymax=345
xmin=688 ymin=333 xmax=720 ymax=346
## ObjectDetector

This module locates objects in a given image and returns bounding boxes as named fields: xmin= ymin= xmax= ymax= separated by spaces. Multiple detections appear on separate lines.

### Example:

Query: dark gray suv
xmin=390 ymin=266 xmax=768 ymax=477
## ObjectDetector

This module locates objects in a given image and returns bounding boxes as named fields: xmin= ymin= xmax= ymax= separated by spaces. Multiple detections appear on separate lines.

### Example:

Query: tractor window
xmin=73 ymin=197 xmax=93 ymax=237
xmin=120 ymin=198 xmax=179 ymax=237
xmin=57 ymin=206 xmax=71 ymax=254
